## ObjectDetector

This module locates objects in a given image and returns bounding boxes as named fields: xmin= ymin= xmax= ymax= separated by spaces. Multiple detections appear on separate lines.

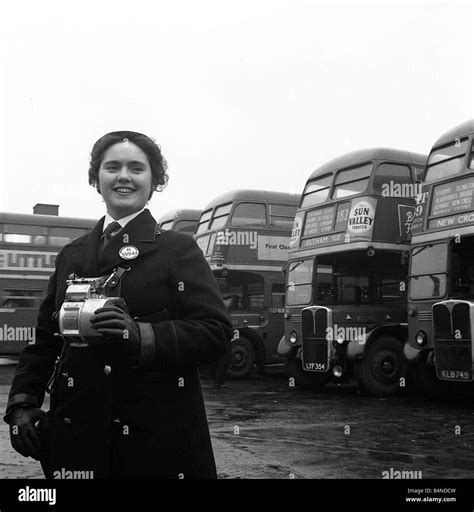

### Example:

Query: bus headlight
xmin=289 ymin=331 xmax=297 ymax=344
xmin=284 ymin=310 xmax=291 ymax=320
xmin=415 ymin=331 xmax=428 ymax=347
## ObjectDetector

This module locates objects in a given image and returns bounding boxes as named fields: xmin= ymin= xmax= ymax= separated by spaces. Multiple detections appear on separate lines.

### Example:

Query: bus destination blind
xmin=303 ymin=206 xmax=336 ymax=237
xmin=429 ymin=176 xmax=474 ymax=229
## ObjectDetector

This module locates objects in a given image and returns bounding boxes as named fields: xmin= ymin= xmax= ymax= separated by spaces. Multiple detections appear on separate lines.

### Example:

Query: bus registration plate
xmin=303 ymin=361 xmax=328 ymax=372
xmin=438 ymin=369 xmax=472 ymax=381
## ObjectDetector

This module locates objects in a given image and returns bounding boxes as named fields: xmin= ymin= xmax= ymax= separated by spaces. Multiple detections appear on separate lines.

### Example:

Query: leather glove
xmin=9 ymin=406 xmax=48 ymax=460
xmin=90 ymin=297 xmax=140 ymax=353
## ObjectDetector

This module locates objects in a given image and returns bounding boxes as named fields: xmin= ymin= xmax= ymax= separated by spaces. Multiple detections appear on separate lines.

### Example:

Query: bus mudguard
xmin=277 ymin=335 xmax=292 ymax=356
xmin=346 ymin=324 xmax=407 ymax=360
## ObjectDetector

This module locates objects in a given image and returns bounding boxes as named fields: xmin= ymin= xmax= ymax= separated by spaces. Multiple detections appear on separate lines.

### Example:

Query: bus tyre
xmin=357 ymin=337 xmax=406 ymax=397
xmin=227 ymin=336 xmax=255 ymax=379
xmin=284 ymin=352 xmax=331 ymax=389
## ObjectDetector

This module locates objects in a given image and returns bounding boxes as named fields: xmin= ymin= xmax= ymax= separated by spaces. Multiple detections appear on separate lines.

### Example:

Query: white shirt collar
xmin=103 ymin=208 xmax=146 ymax=232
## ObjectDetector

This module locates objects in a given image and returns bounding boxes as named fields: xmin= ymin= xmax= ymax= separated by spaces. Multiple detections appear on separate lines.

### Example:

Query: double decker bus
xmin=281 ymin=148 xmax=426 ymax=396
xmin=194 ymin=190 xmax=299 ymax=378
xmin=0 ymin=209 xmax=96 ymax=355
xmin=406 ymin=120 xmax=474 ymax=394
xmin=157 ymin=208 xmax=202 ymax=236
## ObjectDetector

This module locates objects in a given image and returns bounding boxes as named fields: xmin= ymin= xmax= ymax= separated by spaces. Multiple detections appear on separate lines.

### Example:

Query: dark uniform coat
xmin=5 ymin=209 xmax=232 ymax=479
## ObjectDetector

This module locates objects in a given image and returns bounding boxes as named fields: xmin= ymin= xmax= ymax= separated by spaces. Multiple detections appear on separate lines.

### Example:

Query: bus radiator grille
xmin=433 ymin=302 xmax=472 ymax=379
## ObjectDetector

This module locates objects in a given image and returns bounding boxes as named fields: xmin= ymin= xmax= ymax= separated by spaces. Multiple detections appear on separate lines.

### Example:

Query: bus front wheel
xmin=356 ymin=337 xmax=407 ymax=397
xmin=285 ymin=352 xmax=332 ymax=389
xmin=227 ymin=336 xmax=255 ymax=379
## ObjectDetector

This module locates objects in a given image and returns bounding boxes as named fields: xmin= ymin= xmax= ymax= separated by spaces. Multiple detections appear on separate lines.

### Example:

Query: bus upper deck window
xmin=196 ymin=210 xmax=212 ymax=234
xmin=174 ymin=220 xmax=198 ymax=234
xmin=414 ymin=167 xmax=424 ymax=182
xmin=160 ymin=220 xmax=174 ymax=231
xmin=424 ymin=138 xmax=469 ymax=183
xmin=3 ymin=224 xmax=47 ymax=244
xmin=269 ymin=204 xmax=297 ymax=229
xmin=48 ymin=227 xmax=87 ymax=246
xmin=301 ymin=175 xmax=332 ymax=208
xmin=230 ymin=203 xmax=266 ymax=227
xmin=3 ymin=234 xmax=32 ymax=243
xmin=333 ymin=163 xmax=372 ymax=199
xmin=269 ymin=204 xmax=297 ymax=217
xmin=469 ymin=150 xmax=474 ymax=169
xmin=33 ymin=235 xmax=47 ymax=244
xmin=271 ymin=216 xmax=294 ymax=229
xmin=209 ymin=203 xmax=232 ymax=230
xmin=373 ymin=163 xmax=412 ymax=193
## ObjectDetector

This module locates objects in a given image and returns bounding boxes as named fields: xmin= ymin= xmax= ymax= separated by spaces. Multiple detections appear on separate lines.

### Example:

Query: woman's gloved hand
xmin=89 ymin=298 xmax=140 ymax=353
xmin=9 ymin=406 xmax=48 ymax=460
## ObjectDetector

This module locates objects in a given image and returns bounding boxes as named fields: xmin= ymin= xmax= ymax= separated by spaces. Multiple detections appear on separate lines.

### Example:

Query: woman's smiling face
xmin=98 ymin=141 xmax=153 ymax=219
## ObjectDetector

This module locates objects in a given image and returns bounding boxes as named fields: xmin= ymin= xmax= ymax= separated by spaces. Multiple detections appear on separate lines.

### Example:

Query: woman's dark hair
xmin=88 ymin=131 xmax=169 ymax=199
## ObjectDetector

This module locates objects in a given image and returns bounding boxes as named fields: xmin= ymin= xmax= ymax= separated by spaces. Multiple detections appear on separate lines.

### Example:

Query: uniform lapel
xmin=66 ymin=217 xmax=105 ymax=277
xmin=97 ymin=209 xmax=160 ymax=272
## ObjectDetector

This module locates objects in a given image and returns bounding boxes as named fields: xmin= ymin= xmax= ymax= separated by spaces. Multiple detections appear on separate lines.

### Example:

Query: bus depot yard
xmin=0 ymin=363 xmax=473 ymax=480
xmin=1 ymin=120 xmax=474 ymax=480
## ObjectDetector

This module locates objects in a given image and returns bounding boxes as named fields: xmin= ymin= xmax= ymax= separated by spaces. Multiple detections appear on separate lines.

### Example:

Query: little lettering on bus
xmin=0 ymin=250 xmax=57 ymax=270
xmin=265 ymin=243 xmax=289 ymax=250
xmin=434 ymin=213 xmax=474 ymax=228
xmin=349 ymin=215 xmax=374 ymax=226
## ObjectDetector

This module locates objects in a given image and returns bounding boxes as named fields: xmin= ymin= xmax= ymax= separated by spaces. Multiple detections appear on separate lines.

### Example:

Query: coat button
xmin=104 ymin=365 xmax=112 ymax=375
xmin=63 ymin=417 xmax=72 ymax=425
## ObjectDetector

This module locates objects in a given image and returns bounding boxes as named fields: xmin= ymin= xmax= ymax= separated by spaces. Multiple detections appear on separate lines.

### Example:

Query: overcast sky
xmin=0 ymin=0 xmax=472 ymax=222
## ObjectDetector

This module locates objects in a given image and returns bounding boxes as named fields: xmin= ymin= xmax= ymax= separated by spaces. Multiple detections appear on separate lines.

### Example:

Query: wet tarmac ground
xmin=204 ymin=369 xmax=474 ymax=480
xmin=0 ymin=362 xmax=473 ymax=481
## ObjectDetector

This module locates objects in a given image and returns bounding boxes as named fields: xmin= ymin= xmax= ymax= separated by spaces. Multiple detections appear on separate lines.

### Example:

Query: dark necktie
xmin=98 ymin=221 xmax=122 ymax=265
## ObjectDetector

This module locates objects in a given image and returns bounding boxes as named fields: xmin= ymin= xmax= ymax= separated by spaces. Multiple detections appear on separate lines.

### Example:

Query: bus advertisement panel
xmin=406 ymin=120 xmax=474 ymax=393
xmin=282 ymin=148 xmax=426 ymax=396
xmin=0 ymin=211 xmax=96 ymax=355
xmin=194 ymin=190 xmax=299 ymax=378
xmin=291 ymin=196 xmax=415 ymax=251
